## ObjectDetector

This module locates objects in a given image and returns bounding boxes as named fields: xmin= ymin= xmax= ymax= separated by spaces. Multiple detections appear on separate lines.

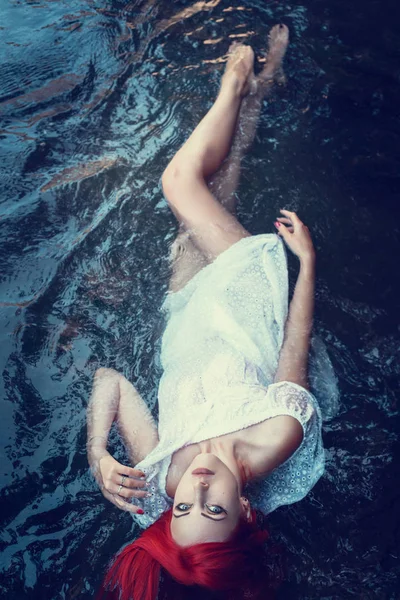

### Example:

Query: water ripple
xmin=0 ymin=1 xmax=399 ymax=599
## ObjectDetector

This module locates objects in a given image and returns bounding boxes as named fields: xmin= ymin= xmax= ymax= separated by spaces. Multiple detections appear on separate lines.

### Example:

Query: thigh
xmin=164 ymin=173 xmax=252 ymax=261
xmin=168 ymin=231 xmax=208 ymax=293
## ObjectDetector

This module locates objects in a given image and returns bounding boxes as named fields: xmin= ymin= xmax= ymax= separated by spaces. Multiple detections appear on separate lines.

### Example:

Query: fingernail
xmin=274 ymin=221 xmax=281 ymax=228
xmin=137 ymin=509 xmax=144 ymax=515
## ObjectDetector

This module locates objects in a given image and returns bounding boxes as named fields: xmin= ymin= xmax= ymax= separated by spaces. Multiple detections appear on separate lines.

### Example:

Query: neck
xmin=198 ymin=438 xmax=249 ymax=492
xmin=166 ymin=435 xmax=253 ymax=498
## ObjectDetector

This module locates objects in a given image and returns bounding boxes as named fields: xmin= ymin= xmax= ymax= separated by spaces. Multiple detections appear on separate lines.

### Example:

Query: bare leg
xmin=166 ymin=44 xmax=256 ymax=181
xmin=166 ymin=26 xmax=290 ymax=293
xmin=165 ymin=43 xmax=255 ymax=292
xmin=162 ymin=44 xmax=255 ymax=264
xmin=209 ymin=24 xmax=290 ymax=213
xmin=167 ymin=230 xmax=207 ymax=293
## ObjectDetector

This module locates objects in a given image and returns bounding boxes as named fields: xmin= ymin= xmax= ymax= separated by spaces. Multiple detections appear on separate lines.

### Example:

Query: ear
xmin=240 ymin=496 xmax=252 ymax=523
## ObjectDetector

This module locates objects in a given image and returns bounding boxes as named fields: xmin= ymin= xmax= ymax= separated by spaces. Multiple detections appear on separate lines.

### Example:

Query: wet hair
xmin=99 ymin=508 xmax=275 ymax=600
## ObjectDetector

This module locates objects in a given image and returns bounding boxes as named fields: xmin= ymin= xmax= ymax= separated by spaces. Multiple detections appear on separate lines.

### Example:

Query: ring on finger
xmin=120 ymin=475 xmax=127 ymax=486
xmin=117 ymin=484 xmax=123 ymax=494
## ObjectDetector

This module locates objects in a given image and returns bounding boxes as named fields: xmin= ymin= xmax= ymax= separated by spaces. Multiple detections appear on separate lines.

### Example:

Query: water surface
xmin=1 ymin=1 xmax=399 ymax=598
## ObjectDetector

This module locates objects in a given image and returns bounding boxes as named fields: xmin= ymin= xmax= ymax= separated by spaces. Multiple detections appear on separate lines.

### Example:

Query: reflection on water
xmin=1 ymin=0 xmax=399 ymax=598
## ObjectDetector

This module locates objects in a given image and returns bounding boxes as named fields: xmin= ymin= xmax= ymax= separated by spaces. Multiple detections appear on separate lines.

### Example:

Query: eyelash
xmin=176 ymin=503 xmax=226 ymax=515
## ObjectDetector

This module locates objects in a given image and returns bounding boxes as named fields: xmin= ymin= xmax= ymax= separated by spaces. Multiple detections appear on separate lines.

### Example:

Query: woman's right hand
xmin=274 ymin=209 xmax=315 ymax=263
xmin=88 ymin=446 xmax=149 ymax=514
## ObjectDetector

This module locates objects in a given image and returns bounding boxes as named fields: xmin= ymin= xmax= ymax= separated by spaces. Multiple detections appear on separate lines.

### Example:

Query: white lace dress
xmin=133 ymin=234 xmax=325 ymax=529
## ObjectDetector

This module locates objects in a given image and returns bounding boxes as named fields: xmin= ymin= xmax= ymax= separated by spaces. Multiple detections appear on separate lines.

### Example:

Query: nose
xmin=193 ymin=479 xmax=209 ymax=501
xmin=194 ymin=479 xmax=209 ymax=490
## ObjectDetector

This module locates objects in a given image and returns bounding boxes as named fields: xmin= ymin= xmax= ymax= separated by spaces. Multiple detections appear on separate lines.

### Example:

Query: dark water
xmin=1 ymin=0 xmax=399 ymax=598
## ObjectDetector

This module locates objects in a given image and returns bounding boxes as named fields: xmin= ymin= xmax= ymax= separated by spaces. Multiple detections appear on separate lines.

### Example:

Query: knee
xmin=94 ymin=367 xmax=120 ymax=382
xmin=162 ymin=159 xmax=201 ymax=204
xmin=161 ymin=161 xmax=182 ymax=203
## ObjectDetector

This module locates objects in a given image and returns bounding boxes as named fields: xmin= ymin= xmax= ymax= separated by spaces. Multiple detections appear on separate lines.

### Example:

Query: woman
xmin=87 ymin=24 xmax=324 ymax=600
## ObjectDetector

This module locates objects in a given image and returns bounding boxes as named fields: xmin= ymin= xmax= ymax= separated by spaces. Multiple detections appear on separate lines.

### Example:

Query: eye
xmin=176 ymin=503 xmax=192 ymax=511
xmin=205 ymin=504 xmax=225 ymax=515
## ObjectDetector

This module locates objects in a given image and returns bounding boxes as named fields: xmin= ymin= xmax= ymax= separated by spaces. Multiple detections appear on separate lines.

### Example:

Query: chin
xmin=190 ymin=453 xmax=235 ymax=478
xmin=191 ymin=453 xmax=221 ymax=466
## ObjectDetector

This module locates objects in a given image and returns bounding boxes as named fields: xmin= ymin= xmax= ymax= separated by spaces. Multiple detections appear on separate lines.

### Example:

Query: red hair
xmin=99 ymin=508 xmax=277 ymax=600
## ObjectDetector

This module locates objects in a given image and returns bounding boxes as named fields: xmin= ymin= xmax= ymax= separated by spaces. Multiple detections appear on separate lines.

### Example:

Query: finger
xmin=276 ymin=219 xmax=294 ymax=231
xmin=280 ymin=208 xmax=296 ymax=216
xmin=103 ymin=490 xmax=143 ymax=514
xmin=113 ymin=497 xmax=137 ymax=513
xmin=280 ymin=209 xmax=303 ymax=227
xmin=118 ymin=465 xmax=146 ymax=479
xmin=274 ymin=221 xmax=291 ymax=238
xmin=114 ymin=476 xmax=148 ymax=490
xmin=130 ymin=489 xmax=151 ymax=499
xmin=110 ymin=482 xmax=149 ymax=500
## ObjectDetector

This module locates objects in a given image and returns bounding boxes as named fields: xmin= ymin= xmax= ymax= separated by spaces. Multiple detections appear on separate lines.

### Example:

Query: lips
xmin=191 ymin=468 xmax=215 ymax=475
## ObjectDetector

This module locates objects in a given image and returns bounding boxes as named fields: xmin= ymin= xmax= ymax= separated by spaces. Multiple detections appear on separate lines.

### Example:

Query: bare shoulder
xmin=241 ymin=415 xmax=304 ymax=479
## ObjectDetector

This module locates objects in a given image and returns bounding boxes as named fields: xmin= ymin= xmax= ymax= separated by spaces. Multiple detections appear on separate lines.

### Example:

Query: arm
xmin=87 ymin=368 xmax=159 ymax=462
xmin=273 ymin=210 xmax=316 ymax=389
xmin=87 ymin=368 xmax=159 ymax=513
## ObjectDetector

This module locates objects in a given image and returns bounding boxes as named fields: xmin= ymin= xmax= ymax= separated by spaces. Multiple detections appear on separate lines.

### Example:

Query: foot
xmin=258 ymin=24 xmax=289 ymax=84
xmin=221 ymin=42 xmax=257 ymax=98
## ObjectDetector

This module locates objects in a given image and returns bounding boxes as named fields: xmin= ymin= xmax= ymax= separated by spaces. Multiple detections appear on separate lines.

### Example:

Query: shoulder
xmin=244 ymin=414 xmax=304 ymax=480
xmin=244 ymin=382 xmax=322 ymax=481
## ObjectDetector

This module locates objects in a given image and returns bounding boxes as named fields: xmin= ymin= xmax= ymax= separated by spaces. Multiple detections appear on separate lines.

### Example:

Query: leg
xmin=209 ymin=24 xmax=290 ymax=214
xmin=165 ymin=26 xmax=290 ymax=292
xmin=207 ymin=86 xmax=266 ymax=215
xmin=166 ymin=81 xmax=268 ymax=293
xmin=167 ymin=230 xmax=208 ymax=293
xmin=162 ymin=43 xmax=256 ymax=262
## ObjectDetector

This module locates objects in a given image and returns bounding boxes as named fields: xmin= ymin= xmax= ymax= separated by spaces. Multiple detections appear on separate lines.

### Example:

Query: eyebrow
xmin=173 ymin=512 xmax=226 ymax=521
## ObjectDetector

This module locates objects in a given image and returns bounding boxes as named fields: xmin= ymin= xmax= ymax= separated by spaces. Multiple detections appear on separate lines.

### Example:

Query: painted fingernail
xmin=137 ymin=509 xmax=144 ymax=515
xmin=274 ymin=221 xmax=281 ymax=228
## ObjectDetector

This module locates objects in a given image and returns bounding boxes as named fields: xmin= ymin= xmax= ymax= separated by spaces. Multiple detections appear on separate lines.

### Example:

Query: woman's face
xmin=170 ymin=453 xmax=248 ymax=546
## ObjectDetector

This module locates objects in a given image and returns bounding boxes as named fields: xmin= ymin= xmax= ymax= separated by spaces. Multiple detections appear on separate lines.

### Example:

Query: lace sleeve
xmin=266 ymin=381 xmax=319 ymax=429
xmin=246 ymin=381 xmax=325 ymax=515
